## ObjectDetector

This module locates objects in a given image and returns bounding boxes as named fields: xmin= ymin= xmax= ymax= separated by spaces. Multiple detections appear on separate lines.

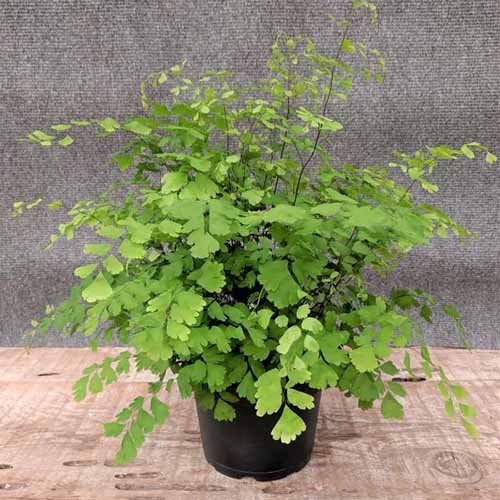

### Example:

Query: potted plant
xmin=14 ymin=1 xmax=496 ymax=481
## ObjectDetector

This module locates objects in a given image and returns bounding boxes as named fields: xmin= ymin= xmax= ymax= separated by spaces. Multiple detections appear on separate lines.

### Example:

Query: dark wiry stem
xmin=399 ymin=179 xmax=417 ymax=202
xmin=292 ymin=21 xmax=350 ymax=205
xmin=223 ymin=104 xmax=230 ymax=153
xmin=273 ymin=68 xmax=292 ymax=195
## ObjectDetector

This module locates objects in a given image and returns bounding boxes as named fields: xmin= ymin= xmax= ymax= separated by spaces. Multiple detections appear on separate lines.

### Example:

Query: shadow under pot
xmin=196 ymin=387 xmax=322 ymax=481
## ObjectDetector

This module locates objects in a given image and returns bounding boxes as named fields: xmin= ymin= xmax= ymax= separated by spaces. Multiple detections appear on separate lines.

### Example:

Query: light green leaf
xmin=103 ymin=254 xmax=124 ymax=275
xmin=427 ymin=145 xmax=457 ymax=160
xmin=97 ymin=225 xmax=124 ymax=239
xmin=310 ymin=203 xmax=342 ymax=216
xmin=161 ymin=172 xmax=188 ymax=193
xmin=247 ymin=327 xmax=266 ymax=347
xmin=287 ymin=388 xmax=315 ymax=410
xmin=32 ymin=129 xmax=54 ymax=142
xmin=309 ymin=359 xmax=338 ymax=389
xmin=74 ymin=263 xmax=97 ymax=279
xmin=206 ymin=363 xmax=226 ymax=392
xmin=208 ymin=301 xmax=226 ymax=321
xmin=388 ymin=381 xmax=407 ymax=397
xmin=420 ymin=304 xmax=433 ymax=323
xmin=381 ymin=392 xmax=404 ymax=419
xmin=304 ymin=334 xmax=319 ymax=352
xmin=98 ymin=117 xmax=120 ymax=132
xmin=296 ymin=304 xmax=310 ymax=319
xmin=73 ymin=376 xmax=88 ymax=401
xmin=128 ymin=223 xmax=153 ymax=244
xmin=170 ymin=291 xmax=206 ymax=325
xmin=119 ymin=239 xmax=146 ymax=260
xmin=257 ymin=309 xmax=273 ymax=329
xmin=461 ymin=145 xmax=475 ymax=159
xmin=48 ymin=199 xmax=63 ymax=210
xmin=318 ymin=331 xmax=350 ymax=365
xmin=104 ymin=422 xmax=124 ymax=437
xmin=347 ymin=206 xmax=388 ymax=228
xmin=112 ymin=153 xmax=133 ymax=171
xmin=301 ymin=317 xmax=323 ymax=334
xmin=187 ymin=230 xmax=220 ymax=259
xmin=82 ymin=272 xmax=113 ymax=303
xmin=147 ymin=291 xmax=172 ymax=313
xmin=158 ymin=219 xmax=182 ymax=237
xmin=180 ymin=174 xmax=219 ymax=200
xmin=137 ymin=409 xmax=155 ymax=433
xmin=263 ymin=205 xmax=307 ymax=224
xmin=277 ymin=325 xmax=302 ymax=355
xmin=349 ymin=345 xmax=378 ymax=373
xmin=189 ymin=261 xmax=225 ymax=293
xmin=461 ymin=418 xmax=479 ymax=438
xmin=209 ymin=199 xmax=239 ymax=235
xmin=486 ymin=152 xmax=497 ymax=164
xmin=341 ymin=38 xmax=356 ymax=53
xmin=459 ymin=403 xmax=477 ymax=418
xmin=379 ymin=361 xmax=399 ymax=376
xmin=58 ymin=135 xmax=74 ymax=146
xmin=166 ymin=320 xmax=190 ymax=341
xmin=189 ymin=157 xmax=212 ymax=172
xmin=255 ymin=369 xmax=283 ymax=416
xmin=89 ymin=373 xmax=103 ymax=394
xmin=328 ymin=189 xmax=357 ymax=206
xmin=150 ymin=396 xmax=170 ymax=424
xmin=271 ymin=405 xmax=306 ymax=444
xmin=148 ymin=249 xmax=161 ymax=262
xmin=128 ymin=420 xmax=145 ymax=447
xmin=442 ymin=304 xmax=460 ymax=319
xmin=71 ymin=119 xmax=91 ymax=126
xmin=321 ymin=117 xmax=343 ymax=132
xmin=258 ymin=260 xmax=305 ymax=309
xmin=437 ymin=380 xmax=449 ymax=399
xmin=242 ymin=189 xmax=264 ymax=205
xmin=83 ymin=243 xmax=110 ymax=256
xmin=181 ymin=360 xmax=207 ymax=384
xmin=237 ymin=371 xmax=256 ymax=403
xmin=115 ymin=432 xmax=137 ymax=464
xmin=451 ymin=384 xmax=469 ymax=401
xmin=123 ymin=119 xmax=153 ymax=135
xmin=275 ymin=315 xmax=289 ymax=328
xmin=50 ymin=123 xmax=72 ymax=131
xmin=226 ymin=154 xmax=240 ymax=163
xmin=214 ymin=399 xmax=236 ymax=421
xmin=445 ymin=398 xmax=455 ymax=417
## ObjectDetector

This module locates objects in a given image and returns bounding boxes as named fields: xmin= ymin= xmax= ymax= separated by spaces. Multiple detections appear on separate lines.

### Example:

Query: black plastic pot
xmin=196 ymin=388 xmax=321 ymax=481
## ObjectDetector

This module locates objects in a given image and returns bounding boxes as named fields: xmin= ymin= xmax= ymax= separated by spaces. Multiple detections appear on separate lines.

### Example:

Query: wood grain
xmin=0 ymin=347 xmax=499 ymax=500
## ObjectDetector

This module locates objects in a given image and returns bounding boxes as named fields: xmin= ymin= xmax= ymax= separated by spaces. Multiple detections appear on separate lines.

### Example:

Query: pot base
xmin=208 ymin=457 xmax=310 ymax=481
xmin=196 ymin=387 xmax=321 ymax=481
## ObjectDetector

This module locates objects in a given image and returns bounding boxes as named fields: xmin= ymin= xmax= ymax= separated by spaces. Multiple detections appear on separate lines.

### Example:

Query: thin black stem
xmin=239 ymin=117 xmax=257 ymax=186
xmin=279 ymin=94 xmax=291 ymax=160
xmin=292 ymin=21 xmax=350 ymax=205
xmin=273 ymin=68 xmax=292 ymax=195
xmin=262 ymin=130 xmax=278 ymax=190
xmin=273 ymin=175 xmax=279 ymax=194
xmin=292 ymin=139 xmax=305 ymax=166
xmin=399 ymin=179 xmax=417 ymax=202
xmin=223 ymin=104 xmax=230 ymax=153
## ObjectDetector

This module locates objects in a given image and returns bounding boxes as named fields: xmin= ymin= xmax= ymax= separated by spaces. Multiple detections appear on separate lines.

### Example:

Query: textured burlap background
xmin=1 ymin=1 xmax=499 ymax=347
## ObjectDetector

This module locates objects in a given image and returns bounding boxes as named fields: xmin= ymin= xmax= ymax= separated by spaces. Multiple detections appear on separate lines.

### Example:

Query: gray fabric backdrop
xmin=1 ymin=0 xmax=499 ymax=347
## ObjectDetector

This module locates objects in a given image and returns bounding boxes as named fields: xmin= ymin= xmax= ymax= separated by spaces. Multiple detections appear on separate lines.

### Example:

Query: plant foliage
xmin=15 ymin=2 xmax=496 ymax=463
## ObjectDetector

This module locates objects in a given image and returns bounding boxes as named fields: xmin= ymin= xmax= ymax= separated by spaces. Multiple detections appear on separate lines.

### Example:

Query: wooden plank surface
xmin=0 ymin=347 xmax=499 ymax=500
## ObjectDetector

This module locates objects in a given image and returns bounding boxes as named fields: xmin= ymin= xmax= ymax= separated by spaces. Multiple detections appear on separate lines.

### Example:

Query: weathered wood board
xmin=0 ymin=347 xmax=499 ymax=500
